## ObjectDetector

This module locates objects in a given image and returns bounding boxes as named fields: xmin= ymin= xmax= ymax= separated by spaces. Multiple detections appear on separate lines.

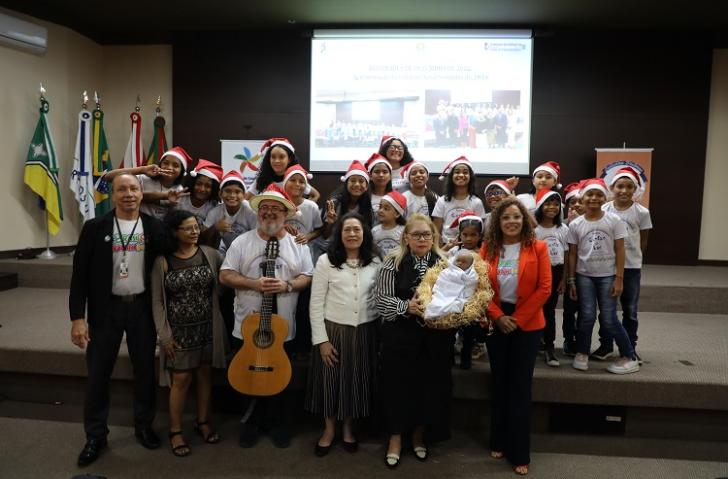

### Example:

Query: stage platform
xmin=0 ymin=258 xmax=726 ymax=459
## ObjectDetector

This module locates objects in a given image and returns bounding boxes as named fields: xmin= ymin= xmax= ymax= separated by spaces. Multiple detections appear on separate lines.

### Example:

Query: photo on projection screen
xmin=310 ymin=31 xmax=533 ymax=176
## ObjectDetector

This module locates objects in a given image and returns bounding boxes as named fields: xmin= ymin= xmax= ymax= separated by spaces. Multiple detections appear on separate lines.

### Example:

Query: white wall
xmin=0 ymin=9 xmax=172 ymax=251
xmin=700 ymin=49 xmax=728 ymax=261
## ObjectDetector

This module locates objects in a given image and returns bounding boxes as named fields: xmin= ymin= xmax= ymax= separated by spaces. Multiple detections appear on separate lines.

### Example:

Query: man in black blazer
xmin=69 ymin=173 xmax=166 ymax=466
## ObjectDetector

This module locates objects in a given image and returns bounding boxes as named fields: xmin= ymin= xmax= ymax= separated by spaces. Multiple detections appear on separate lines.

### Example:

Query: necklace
xmin=346 ymin=258 xmax=360 ymax=268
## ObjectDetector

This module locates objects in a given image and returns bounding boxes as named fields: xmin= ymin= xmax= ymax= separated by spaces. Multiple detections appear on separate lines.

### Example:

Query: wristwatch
xmin=286 ymin=280 xmax=293 ymax=293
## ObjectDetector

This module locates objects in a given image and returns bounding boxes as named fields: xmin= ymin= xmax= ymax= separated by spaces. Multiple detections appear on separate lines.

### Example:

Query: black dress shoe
xmin=77 ymin=438 xmax=107 ymax=467
xmin=314 ymin=442 xmax=332 ymax=457
xmin=238 ymin=423 xmax=260 ymax=448
xmin=269 ymin=426 xmax=291 ymax=449
xmin=135 ymin=427 xmax=161 ymax=449
xmin=342 ymin=440 xmax=358 ymax=453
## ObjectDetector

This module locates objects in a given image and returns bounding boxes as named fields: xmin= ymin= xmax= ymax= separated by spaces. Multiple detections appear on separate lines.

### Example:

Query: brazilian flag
xmin=146 ymin=115 xmax=168 ymax=165
xmin=24 ymin=98 xmax=63 ymax=235
xmin=92 ymin=107 xmax=112 ymax=216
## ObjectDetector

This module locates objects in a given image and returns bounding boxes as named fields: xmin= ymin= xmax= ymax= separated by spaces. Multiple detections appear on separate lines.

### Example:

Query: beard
xmin=260 ymin=219 xmax=284 ymax=236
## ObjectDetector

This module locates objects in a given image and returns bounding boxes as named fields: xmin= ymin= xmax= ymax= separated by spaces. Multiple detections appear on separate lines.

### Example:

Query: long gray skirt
xmin=305 ymin=319 xmax=378 ymax=419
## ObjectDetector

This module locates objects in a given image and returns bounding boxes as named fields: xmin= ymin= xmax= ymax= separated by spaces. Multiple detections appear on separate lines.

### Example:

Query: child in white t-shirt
xmin=432 ymin=157 xmax=486 ymax=243
xmin=400 ymin=161 xmax=438 ymax=219
xmin=516 ymin=161 xmax=561 ymax=216
xmin=597 ymin=167 xmax=652 ymax=363
xmin=371 ymin=191 xmax=407 ymax=258
xmin=560 ymin=181 xmax=584 ymax=357
xmin=567 ymin=178 xmax=638 ymax=375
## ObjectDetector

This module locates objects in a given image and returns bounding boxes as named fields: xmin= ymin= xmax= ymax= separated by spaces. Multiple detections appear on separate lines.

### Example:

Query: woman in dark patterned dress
xmin=151 ymin=210 xmax=228 ymax=456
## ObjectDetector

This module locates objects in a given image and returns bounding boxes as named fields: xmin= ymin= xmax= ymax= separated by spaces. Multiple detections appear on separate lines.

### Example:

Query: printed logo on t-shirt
xmin=497 ymin=259 xmax=518 ymax=280
xmin=585 ymin=229 xmax=613 ymax=264
xmin=544 ymin=236 xmax=563 ymax=262
xmin=377 ymin=238 xmax=400 ymax=256
xmin=285 ymin=218 xmax=306 ymax=235
xmin=112 ymin=232 xmax=146 ymax=252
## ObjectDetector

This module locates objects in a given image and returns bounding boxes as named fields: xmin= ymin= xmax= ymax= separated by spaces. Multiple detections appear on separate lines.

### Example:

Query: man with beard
xmin=69 ymin=174 xmax=166 ymax=466
xmin=219 ymin=184 xmax=313 ymax=448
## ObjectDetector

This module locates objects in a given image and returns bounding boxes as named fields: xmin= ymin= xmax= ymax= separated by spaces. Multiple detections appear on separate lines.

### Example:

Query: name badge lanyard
xmin=114 ymin=215 xmax=139 ymax=279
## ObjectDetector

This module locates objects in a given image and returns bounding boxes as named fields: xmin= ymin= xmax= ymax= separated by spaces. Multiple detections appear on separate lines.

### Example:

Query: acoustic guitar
xmin=228 ymin=237 xmax=292 ymax=396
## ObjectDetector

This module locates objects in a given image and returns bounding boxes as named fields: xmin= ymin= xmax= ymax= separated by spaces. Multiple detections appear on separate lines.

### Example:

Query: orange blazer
xmin=480 ymin=240 xmax=552 ymax=331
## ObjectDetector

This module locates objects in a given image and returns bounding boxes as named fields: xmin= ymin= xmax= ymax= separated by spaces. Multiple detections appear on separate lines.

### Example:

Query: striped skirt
xmin=305 ymin=319 xmax=378 ymax=419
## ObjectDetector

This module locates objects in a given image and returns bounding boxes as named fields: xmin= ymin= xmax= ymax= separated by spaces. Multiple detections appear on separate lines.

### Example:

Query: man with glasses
xmin=69 ymin=173 xmax=166 ymax=466
xmin=219 ymin=184 xmax=313 ymax=449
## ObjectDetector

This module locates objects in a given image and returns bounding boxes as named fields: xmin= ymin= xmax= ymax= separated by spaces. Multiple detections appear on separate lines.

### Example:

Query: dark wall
xmin=173 ymin=29 xmax=714 ymax=265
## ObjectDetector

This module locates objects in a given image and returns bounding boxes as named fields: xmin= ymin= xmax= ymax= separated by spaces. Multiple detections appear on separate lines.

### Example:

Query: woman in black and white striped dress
xmin=305 ymin=212 xmax=382 ymax=456
xmin=375 ymin=213 xmax=451 ymax=468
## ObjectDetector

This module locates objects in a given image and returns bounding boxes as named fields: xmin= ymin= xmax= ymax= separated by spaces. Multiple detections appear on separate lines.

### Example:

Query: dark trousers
xmin=599 ymin=268 xmax=641 ymax=350
xmin=231 ymin=338 xmax=294 ymax=431
xmin=84 ymin=295 xmax=157 ymax=440
xmin=562 ymin=287 xmax=579 ymax=345
xmin=485 ymin=302 xmax=541 ymax=466
xmin=542 ymin=264 xmax=563 ymax=349
xmin=293 ymin=284 xmax=312 ymax=353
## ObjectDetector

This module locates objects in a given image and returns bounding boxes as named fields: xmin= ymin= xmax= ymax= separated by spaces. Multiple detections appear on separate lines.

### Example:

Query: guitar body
xmin=227 ymin=311 xmax=292 ymax=397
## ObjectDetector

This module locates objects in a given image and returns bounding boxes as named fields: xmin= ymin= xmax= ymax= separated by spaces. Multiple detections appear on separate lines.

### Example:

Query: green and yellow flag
xmin=146 ymin=115 xmax=168 ymax=165
xmin=24 ymin=97 xmax=63 ymax=235
xmin=92 ymin=106 xmax=112 ymax=216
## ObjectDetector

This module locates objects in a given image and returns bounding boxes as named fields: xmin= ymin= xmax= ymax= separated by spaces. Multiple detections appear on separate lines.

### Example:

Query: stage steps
xmin=0 ymin=272 xmax=17 ymax=291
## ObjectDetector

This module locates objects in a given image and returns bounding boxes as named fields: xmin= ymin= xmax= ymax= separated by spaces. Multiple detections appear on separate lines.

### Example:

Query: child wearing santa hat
xmin=371 ymin=191 xmax=407 ymax=257
xmin=432 ymin=156 xmax=486 ymax=245
xmin=566 ymin=178 xmax=639 ymax=375
xmin=201 ymin=171 xmax=256 ymax=254
xmin=249 ymin=137 xmax=321 ymax=203
xmin=595 ymin=167 xmax=652 ymax=363
xmin=560 ymin=181 xmax=584 ymax=356
xmin=177 ymin=159 xmax=223 ymax=226
xmin=321 ymin=160 xmax=374 ymax=241
xmin=378 ymin=136 xmax=414 ymax=192
xmin=365 ymin=153 xmax=393 ymax=226
xmin=400 ymin=161 xmax=438 ymax=219
xmin=282 ymin=165 xmax=324 ymax=246
xmin=516 ymin=161 xmax=561 ymax=215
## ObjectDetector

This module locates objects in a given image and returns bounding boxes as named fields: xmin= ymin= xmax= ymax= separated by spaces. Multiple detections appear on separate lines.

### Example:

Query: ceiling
xmin=2 ymin=0 xmax=727 ymax=44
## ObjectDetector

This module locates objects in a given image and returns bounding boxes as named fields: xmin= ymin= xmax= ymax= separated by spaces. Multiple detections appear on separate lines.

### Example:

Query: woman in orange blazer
xmin=480 ymin=197 xmax=552 ymax=476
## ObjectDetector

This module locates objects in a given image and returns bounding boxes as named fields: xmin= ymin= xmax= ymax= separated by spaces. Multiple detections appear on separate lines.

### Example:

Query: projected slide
xmin=310 ymin=31 xmax=532 ymax=176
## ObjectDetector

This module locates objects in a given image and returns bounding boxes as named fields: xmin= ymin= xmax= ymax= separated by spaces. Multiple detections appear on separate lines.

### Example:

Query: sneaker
xmin=607 ymin=358 xmax=640 ymax=375
xmin=590 ymin=345 xmax=614 ymax=361
xmin=471 ymin=343 xmax=486 ymax=360
xmin=572 ymin=353 xmax=589 ymax=371
xmin=562 ymin=340 xmax=576 ymax=357
xmin=545 ymin=349 xmax=560 ymax=367
xmin=634 ymin=352 xmax=643 ymax=365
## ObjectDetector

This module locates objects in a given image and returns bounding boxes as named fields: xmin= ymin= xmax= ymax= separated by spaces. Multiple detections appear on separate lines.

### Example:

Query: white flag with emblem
xmin=70 ymin=109 xmax=96 ymax=221
xmin=121 ymin=111 xmax=144 ymax=168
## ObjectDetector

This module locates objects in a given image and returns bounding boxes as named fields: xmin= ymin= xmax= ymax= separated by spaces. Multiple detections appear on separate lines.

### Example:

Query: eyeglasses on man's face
xmin=258 ymin=204 xmax=286 ymax=214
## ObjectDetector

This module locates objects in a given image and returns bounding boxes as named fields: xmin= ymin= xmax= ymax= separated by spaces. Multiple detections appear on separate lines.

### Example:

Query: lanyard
xmin=114 ymin=215 xmax=140 ymax=258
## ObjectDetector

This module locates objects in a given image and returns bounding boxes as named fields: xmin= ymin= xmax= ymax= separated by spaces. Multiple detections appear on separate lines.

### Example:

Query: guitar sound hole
xmin=253 ymin=329 xmax=274 ymax=349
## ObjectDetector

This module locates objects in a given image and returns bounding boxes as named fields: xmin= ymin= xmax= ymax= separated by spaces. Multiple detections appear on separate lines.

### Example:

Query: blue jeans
xmin=599 ymin=268 xmax=641 ymax=350
xmin=576 ymin=274 xmax=634 ymax=359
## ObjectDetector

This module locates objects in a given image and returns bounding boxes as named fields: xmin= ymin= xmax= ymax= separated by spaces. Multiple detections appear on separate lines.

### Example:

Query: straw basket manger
xmin=415 ymin=255 xmax=494 ymax=330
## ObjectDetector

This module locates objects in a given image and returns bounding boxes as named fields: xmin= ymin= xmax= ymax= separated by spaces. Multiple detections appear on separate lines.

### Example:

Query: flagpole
xmin=35 ymin=84 xmax=57 ymax=260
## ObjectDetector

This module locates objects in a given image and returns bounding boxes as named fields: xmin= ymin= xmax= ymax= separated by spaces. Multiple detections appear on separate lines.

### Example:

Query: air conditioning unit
xmin=0 ymin=12 xmax=47 ymax=55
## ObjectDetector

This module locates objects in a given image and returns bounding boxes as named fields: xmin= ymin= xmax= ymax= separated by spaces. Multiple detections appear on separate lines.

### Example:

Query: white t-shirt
xmin=516 ymin=193 xmax=537 ymax=215
xmin=535 ymin=224 xmax=570 ymax=266
xmin=372 ymin=224 xmax=405 ymax=257
xmin=403 ymin=190 xmax=431 ymax=219
xmin=285 ymin=199 xmax=323 ymax=236
xmin=370 ymin=193 xmax=383 ymax=226
xmin=204 ymin=201 xmax=257 ymax=253
xmin=137 ymin=174 xmax=181 ymax=219
xmin=391 ymin=167 xmax=409 ymax=192
xmin=432 ymin=195 xmax=486 ymax=242
xmin=567 ymin=212 xmax=628 ymax=277
xmin=497 ymin=243 xmax=521 ymax=304
xmin=111 ymin=217 xmax=146 ymax=295
xmin=602 ymin=201 xmax=652 ymax=269
xmin=176 ymin=196 xmax=216 ymax=227
xmin=221 ymin=230 xmax=314 ymax=341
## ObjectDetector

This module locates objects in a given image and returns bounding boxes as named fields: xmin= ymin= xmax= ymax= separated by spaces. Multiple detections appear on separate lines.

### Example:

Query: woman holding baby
xmin=480 ymin=197 xmax=552 ymax=476
xmin=374 ymin=213 xmax=451 ymax=469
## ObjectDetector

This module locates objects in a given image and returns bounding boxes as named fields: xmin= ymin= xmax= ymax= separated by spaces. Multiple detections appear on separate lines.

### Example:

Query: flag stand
xmin=36 ymin=210 xmax=57 ymax=260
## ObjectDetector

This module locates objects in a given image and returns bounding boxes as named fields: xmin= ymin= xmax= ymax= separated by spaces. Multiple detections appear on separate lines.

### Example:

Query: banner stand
xmin=36 ymin=210 xmax=57 ymax=260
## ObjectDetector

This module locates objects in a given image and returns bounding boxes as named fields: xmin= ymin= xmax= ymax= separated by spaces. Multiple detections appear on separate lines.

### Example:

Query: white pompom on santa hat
xmin=580 ymin=178 xmax=609 ymax=197
xmin=249 ymin=183 xmax=298 ymax=219
xmin=340 ymin=160 xmax=370 ymax=183
xmin=160 ymin=146 xmax=193 ymax=175
xmin=282 ymin=164 xmax=312 ymax=185
xmin=439 ymin=156 xmax=471 ymax=181
xmin=365 ymin=153 xmax=391 ymax=173
xmin=400 ymin=160 xmax=429 ymax=181
xmin=535 ymin=189 xmax=562 ymax=211
xmin=219 ymin=170 xmax=246 ymax=191
xmin=189 ymin=159 xmax=223 ymax=183
xmin=533 ymin=161 xmax=562 ymax=189
xmin=449 ymin=210 xmax=483 ymax=229
xmin=380 ymin=190 xmax=408 ymax=217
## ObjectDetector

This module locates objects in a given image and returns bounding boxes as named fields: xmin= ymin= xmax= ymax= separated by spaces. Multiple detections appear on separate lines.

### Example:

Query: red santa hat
xmin=282 ymin=164 xmax=312 ymax=186
xmin=533 ymin=161 xmax=561 ymax=188
xmin=484 ymin=179 xmax=512 ymax=195
xmin=219 ymin=170 xmax=246 ymax=191
xmin=380 ymin=135 xmax=403 ymax=147
xmin=380 ymin=190 xmax=407 ymax=217
xmin=160 ymin=146 xmax=192 ymax=174
xmin=365 ymin=153 xmax=391 ymax=173
xmin=340 ymin=160 xmax=370 ymax=183
xmin=439 ymin=156 xmax=471 ymax=181
xmin=580 ymin=178 xmax=609 ymax=197
xmin=260 ymin=137 xmax=295 ymax=158
xmin=610 ymin=166 xmax=642 ymax=188
xmin=563 ymin=182 xmax=582 ymax=201
xmin=449 ymin=210 xmax=483 ymax=229
xmin=189 ymin=159 xmax=223 ymax=183
xmin=400 ymin=160 xmax=429 ymax=181
xmin=249 ymin=183 xmax=298 ymax=219
xmin=535 ymin=189 xmax=563 ymax=211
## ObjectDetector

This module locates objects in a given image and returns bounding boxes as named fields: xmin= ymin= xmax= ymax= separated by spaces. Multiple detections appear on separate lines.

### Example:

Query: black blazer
xmin=68 ymin=210 xmax=165 ymax=325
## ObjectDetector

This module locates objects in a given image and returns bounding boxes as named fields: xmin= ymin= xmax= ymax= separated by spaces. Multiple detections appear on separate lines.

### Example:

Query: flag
xmin=146 ymin=115 xmax=168 ymax=165
xmin=92 ymin=107 xmax=112 ymax=216
xmin=121 ymin=111 xmax=144 ymax=168
xmin=70 ymin=109 xmax=96 ymax=221
xmin=24 ymin=98 xmax=63 ymax=235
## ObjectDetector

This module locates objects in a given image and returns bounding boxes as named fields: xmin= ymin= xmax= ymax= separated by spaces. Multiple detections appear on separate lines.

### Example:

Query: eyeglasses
xmin=485 ymin=190 xmax=506 ymax=198
xmin=387 ymin=145 xmax=404 ymax=151
xmin=177 ymin=224 xmax=201 ymax=233
xmin=258 ymin=204 xmax=286 ymax=214
xmin=408 ymin=232 xmax=433 ymax=240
